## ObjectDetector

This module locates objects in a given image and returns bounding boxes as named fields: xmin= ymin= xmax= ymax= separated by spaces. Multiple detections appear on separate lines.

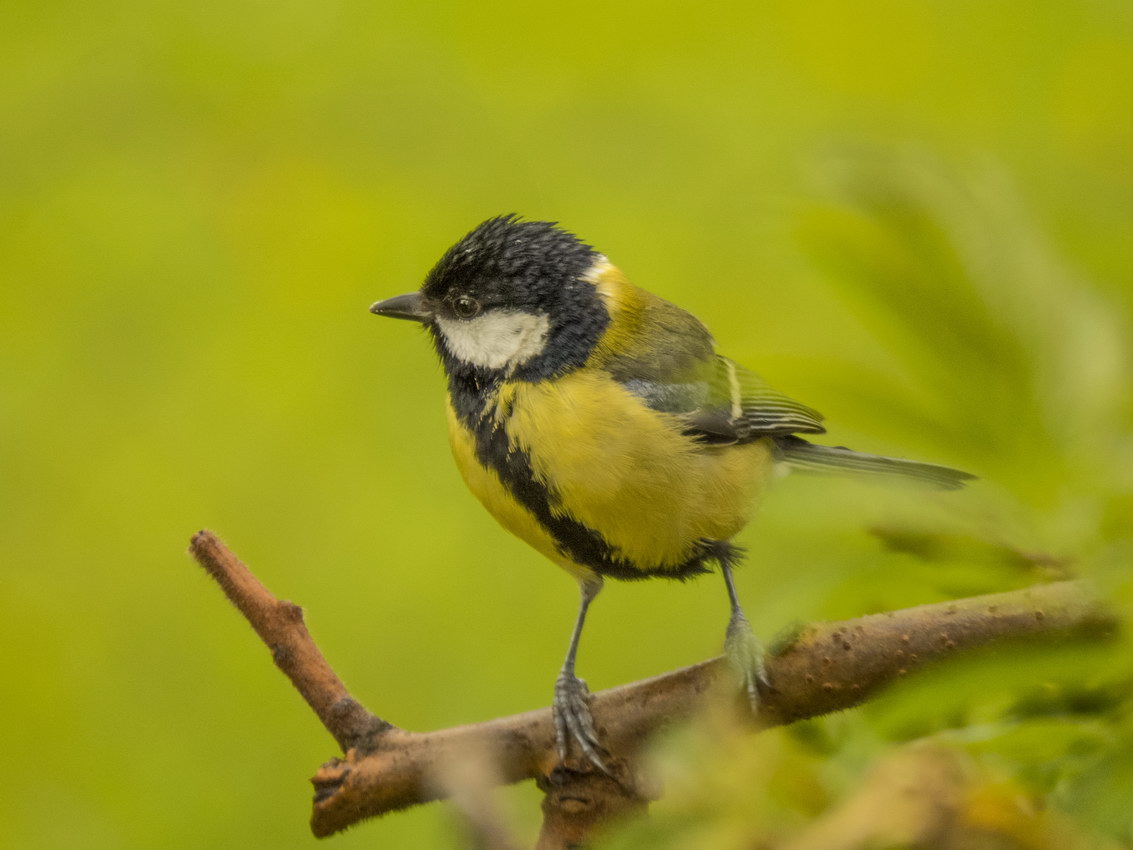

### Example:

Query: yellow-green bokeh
xmin=2 ymin=1 xmax=1130 ymax=847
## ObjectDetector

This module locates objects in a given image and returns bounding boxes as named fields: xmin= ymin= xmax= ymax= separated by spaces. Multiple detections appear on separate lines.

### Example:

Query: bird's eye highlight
xmin=453 ymin=295 xmax=481 ymax=319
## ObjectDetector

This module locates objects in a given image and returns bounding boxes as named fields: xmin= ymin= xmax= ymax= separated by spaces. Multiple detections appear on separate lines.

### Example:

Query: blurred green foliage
xmin=1 ymin=1 xmax=1130 ymax=847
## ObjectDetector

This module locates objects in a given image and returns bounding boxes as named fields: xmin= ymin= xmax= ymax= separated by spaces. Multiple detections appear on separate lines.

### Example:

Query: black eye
xmin=453 ymin=295 xmax=481 ymax=319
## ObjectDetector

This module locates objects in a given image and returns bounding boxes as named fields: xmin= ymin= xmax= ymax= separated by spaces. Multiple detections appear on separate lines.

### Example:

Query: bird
xmin=369 ymin=214 xmax=973 ymax=770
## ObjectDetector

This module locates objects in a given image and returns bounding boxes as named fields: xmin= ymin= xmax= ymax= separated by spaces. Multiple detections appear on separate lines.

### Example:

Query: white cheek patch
xmin=436 ymin=311 xmax=551 ymax=371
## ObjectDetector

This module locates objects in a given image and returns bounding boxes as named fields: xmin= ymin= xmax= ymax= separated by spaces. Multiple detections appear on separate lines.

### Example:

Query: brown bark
xmin=187 ymin=530 xmax=1113 ymax=845
xmin=189 ymin=530 xmax=390 ymax=752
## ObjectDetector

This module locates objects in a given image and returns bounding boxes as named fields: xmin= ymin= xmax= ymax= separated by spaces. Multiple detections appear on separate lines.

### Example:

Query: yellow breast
xmin=446 ymin=397 xmax=579 ymax=574
xmin=446 ymin=371 xmax=773 ymax=579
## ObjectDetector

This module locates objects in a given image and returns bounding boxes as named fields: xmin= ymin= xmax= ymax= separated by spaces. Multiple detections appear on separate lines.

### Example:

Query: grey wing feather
xmin=775 ymin=435 xmax=976 ymax=490
xmin=676 ymin=356 xmax=825 ymax=444
xmin=595 ymin=291 xmax=823 ymax=443
xmin=617 ymin=352 xmax=824 ymax=444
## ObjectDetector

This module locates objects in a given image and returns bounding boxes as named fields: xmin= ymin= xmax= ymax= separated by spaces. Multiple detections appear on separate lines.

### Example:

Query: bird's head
xmin=371 ymin=215 xmax=612 ymax=382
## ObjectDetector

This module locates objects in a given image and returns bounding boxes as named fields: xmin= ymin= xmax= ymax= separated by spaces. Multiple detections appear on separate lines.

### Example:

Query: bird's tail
xmin=775 ymin=436 xmax=975 ymax=490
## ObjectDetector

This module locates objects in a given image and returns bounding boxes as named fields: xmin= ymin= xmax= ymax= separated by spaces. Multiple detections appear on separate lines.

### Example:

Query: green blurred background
xmin=2 ymin=1 xmax=1131 ymax=847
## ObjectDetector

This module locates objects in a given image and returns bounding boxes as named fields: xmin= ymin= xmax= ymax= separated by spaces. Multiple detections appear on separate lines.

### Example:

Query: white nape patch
xmin=436 ymin=311 xmax=551 ymax=371
xmin=581 ymin=255 xmax=622 ymax=318
xmin=581 ymin=255 xmax=612 ymax=284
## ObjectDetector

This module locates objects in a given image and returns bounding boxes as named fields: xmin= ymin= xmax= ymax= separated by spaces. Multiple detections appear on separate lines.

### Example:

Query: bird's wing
xmin=613 ymin=352 xmax=825 ymax=445
xmin=668 ymin=355 xmax=825 ymax=444
xmin=594 ymin=291 xmax=824 ymax=444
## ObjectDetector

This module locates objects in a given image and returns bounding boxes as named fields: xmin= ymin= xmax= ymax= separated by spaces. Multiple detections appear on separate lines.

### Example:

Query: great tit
xmin=370 ymin=215 xmax=973 ymax=769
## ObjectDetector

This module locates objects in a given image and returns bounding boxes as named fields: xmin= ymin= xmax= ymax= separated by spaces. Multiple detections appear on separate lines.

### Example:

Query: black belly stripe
xmin=449 ymin=373 xmax=726 ymax=581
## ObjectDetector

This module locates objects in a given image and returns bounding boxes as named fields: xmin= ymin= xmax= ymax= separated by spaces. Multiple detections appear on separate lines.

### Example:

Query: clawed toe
xmin=553 ymin=673 xmax=610 ymax=773
xmin=725 ymin=614 xmax=767 ymax=716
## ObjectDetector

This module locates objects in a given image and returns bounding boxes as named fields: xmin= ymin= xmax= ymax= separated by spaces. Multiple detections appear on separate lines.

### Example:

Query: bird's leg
xmin=552 ymin=577 xmax=609 ymax=772
xmin=720 ymin=553 xmax=766 ymax=715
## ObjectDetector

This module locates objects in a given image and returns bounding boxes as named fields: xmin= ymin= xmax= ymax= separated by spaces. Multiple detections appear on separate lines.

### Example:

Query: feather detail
xmin=775 ymin=436 xmax=975 ymax=490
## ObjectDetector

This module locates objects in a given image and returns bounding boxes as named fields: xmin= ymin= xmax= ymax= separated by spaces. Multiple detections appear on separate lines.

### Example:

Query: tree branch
xmin=189 ymin=530 xmax=391 ymax=752
xmin=187 ymin=530 xmax=1113 ymax=841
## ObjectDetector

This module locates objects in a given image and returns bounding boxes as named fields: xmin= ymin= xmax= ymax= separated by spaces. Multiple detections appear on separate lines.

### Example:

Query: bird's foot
xmin=553 ymin=671 xmax=609 ymax=773
xmin=724 ymin=613 xmax=768 ymax=716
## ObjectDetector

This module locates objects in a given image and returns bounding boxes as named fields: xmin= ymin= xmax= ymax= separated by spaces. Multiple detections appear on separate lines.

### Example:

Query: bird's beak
xmin=369 ymin=292 xmax=433 ymax=323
